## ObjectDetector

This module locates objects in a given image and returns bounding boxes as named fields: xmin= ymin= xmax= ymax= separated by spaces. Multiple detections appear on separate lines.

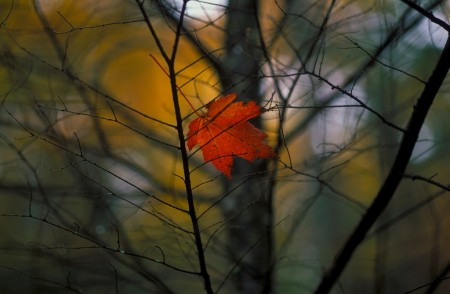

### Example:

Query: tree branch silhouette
xmin=314 ymin=5 xmax=450 ymax=291
xmin=136 ymin=1 xmax=213 ymax=292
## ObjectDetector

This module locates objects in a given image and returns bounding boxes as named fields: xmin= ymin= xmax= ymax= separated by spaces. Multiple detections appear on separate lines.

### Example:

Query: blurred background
xmin=1 ymin=0 xmax=450 ymax=293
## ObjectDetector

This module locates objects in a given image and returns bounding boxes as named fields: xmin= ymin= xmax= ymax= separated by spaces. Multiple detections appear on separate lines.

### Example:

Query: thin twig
xmin=314 ymin=30 xmax=450 ymax=294
xmin=401 ymin=0 xmax=450 ymax=32
xmin=136 ymin=1 xmax=214 ymax=292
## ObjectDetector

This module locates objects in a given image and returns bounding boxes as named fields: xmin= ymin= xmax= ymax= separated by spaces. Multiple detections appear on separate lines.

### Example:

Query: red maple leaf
xmin=187 ymin=93 xmax=275 ymax=178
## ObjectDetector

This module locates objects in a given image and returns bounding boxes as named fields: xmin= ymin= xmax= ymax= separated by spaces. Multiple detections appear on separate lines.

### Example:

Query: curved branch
xmin=314 ymin=32 xmax=450 ymax=293
xmin=401 ymin=0 xmax=450 ymax=32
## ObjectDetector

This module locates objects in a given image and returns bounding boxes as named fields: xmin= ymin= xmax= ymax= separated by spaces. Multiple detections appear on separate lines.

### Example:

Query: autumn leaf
xmin=187 ymin=93 xmax=275 ymax=178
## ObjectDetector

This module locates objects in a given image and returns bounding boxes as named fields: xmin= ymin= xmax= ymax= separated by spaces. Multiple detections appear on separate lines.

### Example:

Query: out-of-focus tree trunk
xmin=221 ymin=0 xmax=273 ymax=292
